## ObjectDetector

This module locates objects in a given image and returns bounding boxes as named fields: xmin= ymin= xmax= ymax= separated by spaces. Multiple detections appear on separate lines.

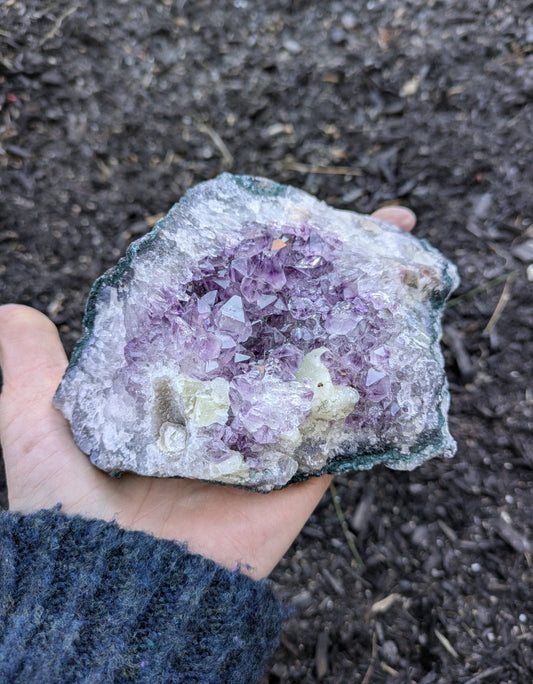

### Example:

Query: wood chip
xmin=437 ymin=519 xmax=458 ymax=543
xmin=400 ymin=74 xmax=421 ymax=97
xmin=463 ymin=666 xmax=505 ymax=683
xmin=444 ymin=325 xmax=475 ymax=382
xmin=434 ymin=628 xmax=460 ymax=659
xmin=145 ymin=213 xmax=166 ymax=228
xmin=350 ymin=486 xmax=375 ymax=534
xmin=490 ymin=517 xmax=533 ymax=554
xmin=370 ymin=593 xmax=402 ymax=615
xmin=315 ymin=628 xmax=329 ymax=679
xmin=322 ymin=567 xmax=345 ymax=596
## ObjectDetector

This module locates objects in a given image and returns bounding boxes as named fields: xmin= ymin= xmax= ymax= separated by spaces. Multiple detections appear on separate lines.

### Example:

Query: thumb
xmin=0 ymin=304 xmax=85 ymax=506
xmin=0 ymin=304 xmax=68 ymax=433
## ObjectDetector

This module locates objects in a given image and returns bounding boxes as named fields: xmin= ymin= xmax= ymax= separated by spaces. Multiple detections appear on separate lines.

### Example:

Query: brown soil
xmin=1 ymin=1 xmax=532 ymax=681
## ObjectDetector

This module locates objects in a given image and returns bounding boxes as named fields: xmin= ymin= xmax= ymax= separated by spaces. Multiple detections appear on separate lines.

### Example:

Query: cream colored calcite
xmin=295 ymin=347 xmax=359 ymax=421
xmin=157 ymin=351 xmax=359 ymax=482
xmin=158 ymin=421 xmax=187 ymax=454
xmin=209 ymin=452 xmax=249 ymax=480
xmin=174 ymin=374 xmax=230 ymax=427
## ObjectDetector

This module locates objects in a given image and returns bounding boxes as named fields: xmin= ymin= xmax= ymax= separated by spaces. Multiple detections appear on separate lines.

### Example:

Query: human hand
xmin=0 ymin=206 xmax=415 ymax=579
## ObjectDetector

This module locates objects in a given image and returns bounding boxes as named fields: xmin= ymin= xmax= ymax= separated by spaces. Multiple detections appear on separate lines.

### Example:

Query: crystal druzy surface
xmin=54 ymin=174 xmax=459 ymax=491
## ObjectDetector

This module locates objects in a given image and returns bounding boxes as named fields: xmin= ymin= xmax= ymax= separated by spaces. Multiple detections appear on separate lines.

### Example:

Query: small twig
xmin=482 ymin=273 xmax=515 ymax=335
xmin=39 ymin=6 xmax=78 ymax=46
xmin=437 ymin=519 xmax=458 ymax=543
xmin=0 ymin=55 xmax=14 ymax=71
xmin=447 ymin=270 xmax=519 ymax=308
xmin=329 ymin=482 xmax=364 ymax=566
xmin=444 ymin=325 xmax=475 ymax=382
xmin=197 ymin=122 xmax=234 ymax=169
xmin=34 ymin=2 xmax=61 ymax=20
xmin=381 ymin=662 xmax=400 ymax=677
xmin=463 ymin=666 xmax=505 ymax=684
xmin=281 ymin=161 xmax=364 ymax=176
xmin=361 ymin=632 xmax=377 ymax=684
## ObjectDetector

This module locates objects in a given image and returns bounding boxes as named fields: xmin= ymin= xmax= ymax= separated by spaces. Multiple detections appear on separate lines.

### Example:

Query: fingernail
xmin=373 ymin=206 xmax=417 ymax=232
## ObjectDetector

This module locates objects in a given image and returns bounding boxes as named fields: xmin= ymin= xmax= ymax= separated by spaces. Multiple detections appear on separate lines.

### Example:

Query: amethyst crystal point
xmin=54 ymin=174 xmax=459 ymax=491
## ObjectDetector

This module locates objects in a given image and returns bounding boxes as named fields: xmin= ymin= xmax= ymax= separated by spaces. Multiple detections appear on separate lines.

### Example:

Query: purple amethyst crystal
xmin=54 ymin=174 xmax=459 ymax=491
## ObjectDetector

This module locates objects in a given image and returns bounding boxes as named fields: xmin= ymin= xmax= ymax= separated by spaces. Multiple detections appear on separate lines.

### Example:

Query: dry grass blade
xmin=447 ymin=270 xmax=519 ymax=308
xmin=329 ymin=482 xmax=364 ymax=566
xmin=434 ymin=628 xmax=460 ymax=660
xmin=482 ymin=273 xmax=515 ymax=335
xmin=39 ymin=6 xmax=78 ymax=46
xmin=197 ymin=122 xmax=234 ymax=169
xmin=281 ymin=161 xmax=364 ymax=176
xmin=361 ymin=632 xmax=378 ymax=684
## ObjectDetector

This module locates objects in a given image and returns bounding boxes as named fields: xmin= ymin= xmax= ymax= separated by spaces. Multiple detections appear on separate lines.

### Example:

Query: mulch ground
xmin=1 ymin=1 xmax=532 ymax=681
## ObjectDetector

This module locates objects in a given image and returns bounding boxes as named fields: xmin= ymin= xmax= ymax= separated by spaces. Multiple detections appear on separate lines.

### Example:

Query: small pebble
xmin=282 ymin=38 xmax=302 ymax=54
xmin=381 ymin=640 xmax=399 ymax=666
xmin=341 ymin=12 xmax=357 ymax=30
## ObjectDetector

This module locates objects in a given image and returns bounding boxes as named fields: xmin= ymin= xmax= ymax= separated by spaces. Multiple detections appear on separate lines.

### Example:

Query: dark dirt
xmin=1 ymin=1 xmax=532 ymax=681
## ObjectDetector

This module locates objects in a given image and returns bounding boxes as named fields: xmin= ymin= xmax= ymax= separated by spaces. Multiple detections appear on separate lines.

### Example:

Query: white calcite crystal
xmin=54 ymin=174 xmax=459 ymax=491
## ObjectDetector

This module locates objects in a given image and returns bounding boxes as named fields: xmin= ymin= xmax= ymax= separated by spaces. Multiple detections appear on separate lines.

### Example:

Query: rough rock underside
xmin=54 ymin=174 xmax=459 ymax=491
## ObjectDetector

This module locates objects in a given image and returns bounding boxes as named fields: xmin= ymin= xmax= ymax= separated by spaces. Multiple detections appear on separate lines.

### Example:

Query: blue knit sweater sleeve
xmin=0 ymin=508 xmax=285 ymax=683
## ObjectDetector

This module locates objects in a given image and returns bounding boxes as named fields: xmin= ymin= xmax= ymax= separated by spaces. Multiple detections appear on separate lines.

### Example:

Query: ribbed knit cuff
xmin=0 ymin=508 xmax=285 ymax=683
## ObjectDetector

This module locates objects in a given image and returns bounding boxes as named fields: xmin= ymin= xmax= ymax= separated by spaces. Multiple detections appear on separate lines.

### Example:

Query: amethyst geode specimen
xmin=54 ymin=174 xmax=459 ymax=491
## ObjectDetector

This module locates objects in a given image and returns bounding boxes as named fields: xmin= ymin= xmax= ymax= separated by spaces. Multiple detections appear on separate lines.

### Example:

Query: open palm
xmin=0 ymin=206 xmax=414 ymax=579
